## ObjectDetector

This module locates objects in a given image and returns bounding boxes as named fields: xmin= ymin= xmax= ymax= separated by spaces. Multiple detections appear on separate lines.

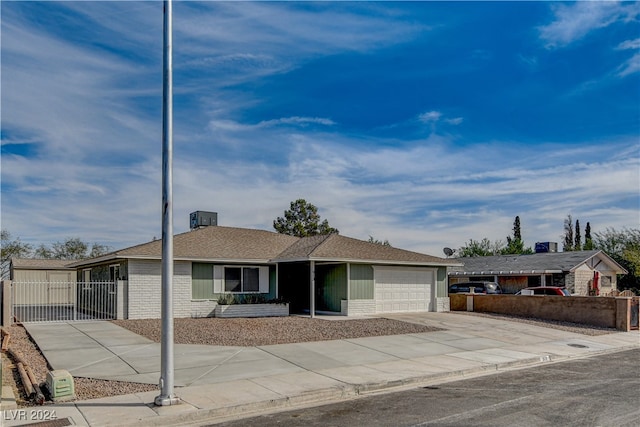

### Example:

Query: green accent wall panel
xmin=437 ymin=267 xmax=447 ymax=297
xmin=349 ymin=264 xmax=374 ymax=300
xmin=192 ymin=263 xmax=213 ymax=300
xmin=317 ymin=264 xmax=347 ymax=312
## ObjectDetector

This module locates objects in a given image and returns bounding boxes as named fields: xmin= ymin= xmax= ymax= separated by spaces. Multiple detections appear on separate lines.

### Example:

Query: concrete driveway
xmin=9 ymin=313 xmax=638 ymax=427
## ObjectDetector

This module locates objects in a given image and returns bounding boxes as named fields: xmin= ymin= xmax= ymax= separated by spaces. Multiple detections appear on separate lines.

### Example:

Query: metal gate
xmin=11 ymin=281 xmax=116 ymax=322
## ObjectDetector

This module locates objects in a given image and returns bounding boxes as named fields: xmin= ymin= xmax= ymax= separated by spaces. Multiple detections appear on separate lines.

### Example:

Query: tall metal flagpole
xmin=155 ymin=0 xmax=179 ymax=407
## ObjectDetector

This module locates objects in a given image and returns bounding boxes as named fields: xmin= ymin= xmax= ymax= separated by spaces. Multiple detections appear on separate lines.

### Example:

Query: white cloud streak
xmin=2 ymin=2 xmax=638 ymax=259
xmin=539 ymin=2 xmax=640 ymax=48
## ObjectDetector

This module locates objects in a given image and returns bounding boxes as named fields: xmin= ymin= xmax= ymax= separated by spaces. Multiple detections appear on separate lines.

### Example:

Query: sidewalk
xmin=2 ymin=312 xmax=638 ymax=426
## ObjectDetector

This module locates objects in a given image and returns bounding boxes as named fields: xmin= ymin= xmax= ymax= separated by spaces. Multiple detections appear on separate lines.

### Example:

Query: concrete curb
xmin=1 ymin=386 xmax=18 ymax=411
xmin=114 ymin=347 xmax=638 ymax=427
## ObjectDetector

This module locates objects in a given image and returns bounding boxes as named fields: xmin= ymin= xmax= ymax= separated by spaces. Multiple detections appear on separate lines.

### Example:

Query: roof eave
xmin=307 ymin=257 xmax=461 ymax=267
xmin=449 ymin=269 xmax=563 ymax=275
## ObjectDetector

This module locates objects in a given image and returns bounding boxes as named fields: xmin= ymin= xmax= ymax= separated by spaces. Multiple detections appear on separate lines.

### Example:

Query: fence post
xmin=615 ymin=297 xmax=631 ymax=331
xmin=466 ymin=294 xmax=474 ymax=312
xmin=1 ymin=280 xmax=12 ymax=327
xmin=116 ymin=280 xmax=128 ymax=320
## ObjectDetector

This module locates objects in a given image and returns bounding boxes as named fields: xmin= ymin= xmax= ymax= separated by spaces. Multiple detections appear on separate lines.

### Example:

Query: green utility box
xmin=45 ymin=370 xmax=76 ymax=402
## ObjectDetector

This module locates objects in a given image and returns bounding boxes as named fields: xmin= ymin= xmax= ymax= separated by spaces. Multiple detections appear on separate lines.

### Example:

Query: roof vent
xmin=535 ymin=242 xmax=558 ymax=253
xmin=190 ymin=211 xmax=218 ymax=229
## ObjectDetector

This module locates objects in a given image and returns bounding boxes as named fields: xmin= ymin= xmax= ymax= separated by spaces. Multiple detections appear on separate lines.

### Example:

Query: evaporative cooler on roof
xmin=190 ymin=211 xmax=218 ymax=230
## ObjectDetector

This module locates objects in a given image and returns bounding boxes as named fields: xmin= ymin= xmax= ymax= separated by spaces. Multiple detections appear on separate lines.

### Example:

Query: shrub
xmin=217 ymin=294 xmax=236 ymax=305
xmin=243 ymin=294 xmax=266 ymax=304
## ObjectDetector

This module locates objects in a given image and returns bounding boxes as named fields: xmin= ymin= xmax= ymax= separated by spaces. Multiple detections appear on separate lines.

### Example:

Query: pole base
xmin=154 ymin=394 xmax=181 ymax=406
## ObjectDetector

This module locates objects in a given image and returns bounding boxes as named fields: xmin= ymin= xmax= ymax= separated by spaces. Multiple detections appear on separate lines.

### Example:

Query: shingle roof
xmin=115 ymin=226 xmax=300 ymax=262
xmin=69 ymin=226 xmax=457 ymax=267
xmin=277 ymin=233 xmax=459 ymax=266
xmin=10 ymin=258 xmax=75 ymax=270
xmin=449 ymin=250 xmax=627 ymax=275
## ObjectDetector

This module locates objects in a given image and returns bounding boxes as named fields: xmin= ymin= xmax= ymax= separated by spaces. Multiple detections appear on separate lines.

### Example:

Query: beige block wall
xmin=449 ymin=293 xmax=637 ymax=330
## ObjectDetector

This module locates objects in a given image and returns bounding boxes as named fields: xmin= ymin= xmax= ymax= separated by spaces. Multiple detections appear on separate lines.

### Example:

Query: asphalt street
xmin=210 ymin=348 xmax=640 ymax=427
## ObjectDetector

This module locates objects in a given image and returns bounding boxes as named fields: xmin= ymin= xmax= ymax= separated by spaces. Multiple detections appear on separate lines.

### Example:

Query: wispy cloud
xmin=615 ymin=38 xmax=640 ymax=77
xmin=538 ymin=2 xmax=639 ymax=48
xmin=418 ymin=111 xmax=442 ymax=123
xmin=2 ymin=2 xmax=638 ymax=259
xmin=445 ymin=117 xmax=464 ymax=126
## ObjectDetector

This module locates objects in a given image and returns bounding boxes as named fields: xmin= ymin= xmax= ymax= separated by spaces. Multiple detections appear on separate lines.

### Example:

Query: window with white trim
xmin=225 ymin=267 xmax=261 ymax=293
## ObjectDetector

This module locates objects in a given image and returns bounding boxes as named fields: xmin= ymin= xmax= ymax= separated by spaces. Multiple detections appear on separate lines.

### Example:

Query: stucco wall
xmin=449 ymin=293 xmax=635 ymax=330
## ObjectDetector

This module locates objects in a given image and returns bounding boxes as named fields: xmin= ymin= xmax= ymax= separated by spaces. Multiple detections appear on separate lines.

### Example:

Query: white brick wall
xmin=128 ymin=259 xmax=193 ymax=319
xmin=435 ymin=297 xmax=450 ymax=312
xmin=342 ymin=299 xmax=376 ymax=316
xmin=214 ymin=304 xmax=289 ymax=318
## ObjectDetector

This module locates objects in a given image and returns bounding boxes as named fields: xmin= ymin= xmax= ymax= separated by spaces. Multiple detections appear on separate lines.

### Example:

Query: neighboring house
xmin=448 ymin=250 xmax=627 ymax=295
xmin=67 ymin=225 xmax=460 ymax=319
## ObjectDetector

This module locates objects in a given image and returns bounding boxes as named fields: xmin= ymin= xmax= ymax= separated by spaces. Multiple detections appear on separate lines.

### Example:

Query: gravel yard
xmin=2 ymin=313 xmax=618 ymax=407
xmin=111 ymin=317 xmax=441 ymax=346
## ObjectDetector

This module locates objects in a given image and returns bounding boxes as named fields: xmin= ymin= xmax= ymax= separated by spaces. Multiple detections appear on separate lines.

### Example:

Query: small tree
xmin=593 ymin=227 xmax=640 ymax=293
xmin=457 ymin=238 xmax=504 ymax=257
xmin=368 ymin=236 xmax=391 ymax=246
xmin=34 ymin=238 xmax=110 ymax=260
xmin=563 ymin=214 xmax=574 ymax=251
xmin=1 ymin=229 xmax=34 ymax=279
xmin=273 ymin=199 xmax=338 ymax=237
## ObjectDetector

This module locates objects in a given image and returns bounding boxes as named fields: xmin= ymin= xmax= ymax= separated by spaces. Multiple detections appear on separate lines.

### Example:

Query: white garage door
xmin=374 ymin=266 xmax=434 ymax=313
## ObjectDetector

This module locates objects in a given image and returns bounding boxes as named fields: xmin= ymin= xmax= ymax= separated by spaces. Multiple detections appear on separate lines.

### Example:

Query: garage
xmin=374 ymin=266 xmax=434 ymax=313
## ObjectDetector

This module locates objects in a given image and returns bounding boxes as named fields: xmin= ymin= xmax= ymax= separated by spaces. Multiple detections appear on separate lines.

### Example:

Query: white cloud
xmin=418 ymin=111 xmax=442 ymax=123
xmin=258 ymin=117 xmax=336 ymax=127
xmin=539 ymin=2 xmax=639 ymax=48
xmin=617 ymin=52 xmax=640 ymax=77
xmin=617 ymin=38 xmax=640 ymax=50
xmin=2 ymin=2 xmax=637 ymax=260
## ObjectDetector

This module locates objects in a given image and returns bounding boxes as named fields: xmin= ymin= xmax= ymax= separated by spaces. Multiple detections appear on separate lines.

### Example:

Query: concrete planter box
xmin=214 ymin=303 xmax=289 ymax=318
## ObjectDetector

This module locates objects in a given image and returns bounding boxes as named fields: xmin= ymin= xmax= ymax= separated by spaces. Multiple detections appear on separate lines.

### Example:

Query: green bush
xmin=217 ymin=293 xmax=237 ymax=305
xmin=217 ymin=294 xmax=289 ymax=305
xmin=243 ymin=294 xmax=267 ymax=304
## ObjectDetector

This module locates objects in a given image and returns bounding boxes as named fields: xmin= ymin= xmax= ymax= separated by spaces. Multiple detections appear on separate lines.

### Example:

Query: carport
xmin=274 ymin=234 xmax=458 ymax=317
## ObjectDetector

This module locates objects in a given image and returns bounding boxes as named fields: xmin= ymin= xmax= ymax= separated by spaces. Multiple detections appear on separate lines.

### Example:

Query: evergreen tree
xmin=513 ymin=216 xmax=522 ymax=241
xmin=502 ymin=216 xmax=532 ymax=254
xmin=584 ymin=222 xmax=594 ymax=250
xmin=273 ymin=199 xmax=338 ymax=237
xmin=574 ymin=219 xmax=582 ymax=251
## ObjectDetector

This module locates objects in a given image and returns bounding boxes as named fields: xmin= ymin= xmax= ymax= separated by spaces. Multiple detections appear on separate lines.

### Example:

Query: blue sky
xmin=1 ymin=1 xmax=639 ymax=256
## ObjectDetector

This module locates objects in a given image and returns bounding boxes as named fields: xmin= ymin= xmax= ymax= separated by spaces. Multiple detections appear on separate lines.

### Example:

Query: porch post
xmin=310 ymin=261 xmax=315 ymax=318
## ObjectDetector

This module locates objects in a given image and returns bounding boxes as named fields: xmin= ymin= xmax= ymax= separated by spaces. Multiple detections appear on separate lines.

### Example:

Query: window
xmin=225 ymin=267 xmax=261 ymax=293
